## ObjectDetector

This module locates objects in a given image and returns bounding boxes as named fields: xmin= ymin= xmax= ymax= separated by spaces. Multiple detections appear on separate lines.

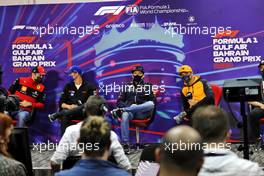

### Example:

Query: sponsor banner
xmin=0 ymin=0 xmax=263 ymax=143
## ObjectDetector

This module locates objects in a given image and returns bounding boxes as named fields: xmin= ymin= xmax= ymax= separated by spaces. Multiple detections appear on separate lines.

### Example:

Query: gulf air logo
xmin=94 ymin=6 xmax=125 ymax=16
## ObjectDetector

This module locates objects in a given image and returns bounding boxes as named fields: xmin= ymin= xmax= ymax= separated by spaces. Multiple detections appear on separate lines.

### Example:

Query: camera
xmin=0 ymin=94 xmax=20 ymax=113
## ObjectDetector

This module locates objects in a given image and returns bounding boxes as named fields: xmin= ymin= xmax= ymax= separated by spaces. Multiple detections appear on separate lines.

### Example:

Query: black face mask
xmin=34 ymin=76 xmax=43 ymax=83
xmin=182 ymin=75 xmax=191 ymax=83
xmin=133 ymin=75 xmax=143 ymax=83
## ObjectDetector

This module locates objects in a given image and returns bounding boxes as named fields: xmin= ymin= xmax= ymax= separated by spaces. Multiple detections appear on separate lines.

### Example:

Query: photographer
xmin=0 ymin=65 xmax=20 ymax=114
xmin=0 ymin=65 xmax=8 ymax=112
xmin=174 ymin=65 xmax=214 ymax=124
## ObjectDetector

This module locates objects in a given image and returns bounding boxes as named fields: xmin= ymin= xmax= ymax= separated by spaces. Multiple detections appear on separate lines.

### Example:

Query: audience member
xmin=55 ymin=116 xmax=131 ymax=176
xmin=192 ymin=105 xmax=264 ymax=176
xmin=50 ymin=96 xmax=131 ymax=171
xmin=155 ymin=125 xmax=204 ymax=176
xmin=0 ymin=113 xmax=27 ymax=176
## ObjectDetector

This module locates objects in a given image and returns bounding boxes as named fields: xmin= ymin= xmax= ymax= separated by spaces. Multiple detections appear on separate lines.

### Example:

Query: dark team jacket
xmin=117 ymin=80 xmax=155 ymax=108
xmin=59 ymin=81 xmax=96 ymax=109
xmin=9 ymin=77 xmax=45 ymax=112
xmin=181 ymin=75 xmax=214 ymax=116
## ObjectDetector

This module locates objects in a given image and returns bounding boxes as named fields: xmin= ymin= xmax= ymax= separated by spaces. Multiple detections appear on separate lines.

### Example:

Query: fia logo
xmin=125 ymin=5 xmax=139 ymax=15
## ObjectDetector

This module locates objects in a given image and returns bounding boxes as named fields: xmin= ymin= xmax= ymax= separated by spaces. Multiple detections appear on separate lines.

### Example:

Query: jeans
xmin=59 ymin=105 xmax=85 ymax=135
xmin=11 ymin=110 xmax=30 ymax=127
xmin=121 ymin=101 xmax=154 ymax=143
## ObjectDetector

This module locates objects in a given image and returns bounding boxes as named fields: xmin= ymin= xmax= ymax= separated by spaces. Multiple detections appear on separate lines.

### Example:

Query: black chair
xmin=140 ymin=143 xmax=160 ymax=162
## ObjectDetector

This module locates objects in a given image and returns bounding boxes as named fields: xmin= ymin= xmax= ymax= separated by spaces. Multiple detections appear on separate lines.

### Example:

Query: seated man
xmin=192 ymin=105 xmax=264 ymax=176
xmin=50 ymin=96 xmax=131 ymax=172
xmin=48 ymin=65 xmax=96 ymax=135
xmin=248 ymin=60 xmax=264 ymax=143
xmin=111 ymin=66 xmax=155 ymax=152
xmin=8 ymin=66 xmax=46 ymax=127
xmin=155 ymin=125 xmax=204 ymax=176
xmin=55 ymin=116 xmax=131 ymax=176
xmin=174 ymin=65 xmax=214 ymax=124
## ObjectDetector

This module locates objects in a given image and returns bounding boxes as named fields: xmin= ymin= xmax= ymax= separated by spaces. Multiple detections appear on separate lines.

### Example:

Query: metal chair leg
xmin=136 ymin=127 xmax=140 ymax=149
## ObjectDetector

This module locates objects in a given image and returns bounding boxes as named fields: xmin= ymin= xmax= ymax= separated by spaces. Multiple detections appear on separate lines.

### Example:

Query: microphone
xmin=173 ymin=111 xmax=187 ymax=124
xmin=77 ymin=100 xmax=82 ymax=106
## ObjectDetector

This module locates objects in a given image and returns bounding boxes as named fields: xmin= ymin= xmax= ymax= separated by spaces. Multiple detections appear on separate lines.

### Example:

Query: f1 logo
xmin=94 ymin=6 xmax=125 ymax=16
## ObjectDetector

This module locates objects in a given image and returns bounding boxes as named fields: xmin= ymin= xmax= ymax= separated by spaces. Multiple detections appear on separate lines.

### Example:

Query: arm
xmin=248 ymin=101 xmax=264 ymax=109
xmin=14 ymin=162 xmax=27 ymax=176
xmin=117 ymin=91 xmax=128 ymax=108
xmin=147 ymin=83 xmax=156 ymax=103
xmin=59 ymin=84 xmax=70 ymax=109
xmin=110 ymin=131 xmax=132 ymax=170
xmin=32 ymin=92 xmax=46 ymax=109
xmin=181 ymin=91 xmax=190 ymax=112
xmin=88 ymin=84 xmax=97 ymax=96
xmin=50 ymin=127 xmax=72 ymax=165
xmin=186 ymin=80 xmax=214 ymax=115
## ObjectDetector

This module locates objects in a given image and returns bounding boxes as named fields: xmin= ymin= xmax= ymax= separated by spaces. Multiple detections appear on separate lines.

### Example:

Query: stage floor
xmin=31 ymin=144 xmax=264 ymax=176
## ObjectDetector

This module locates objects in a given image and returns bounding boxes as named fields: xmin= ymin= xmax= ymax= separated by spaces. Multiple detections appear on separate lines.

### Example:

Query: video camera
xmin=0 ymin=88 xmax=20 ymax=113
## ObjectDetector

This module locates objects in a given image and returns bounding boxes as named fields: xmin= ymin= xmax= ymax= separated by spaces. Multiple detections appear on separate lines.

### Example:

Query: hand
xmin=68 ymin=104 xmax=78 ymax=109
xmin=188 ymin=99 xmax=198 ymax=108
xmin=20 ymin=100 xmax=32 ymax=107
xmin=131 ymin=104 xmax=137 ymax=107
xmin=260 ymin=104 xmax=264 ymax=110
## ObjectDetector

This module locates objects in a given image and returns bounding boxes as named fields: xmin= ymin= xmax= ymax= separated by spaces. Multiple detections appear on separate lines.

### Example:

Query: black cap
xmin=258 ymin=60 xmax=264 ymax=68
xmin=131 ymin=65 xmax=144 ymax=74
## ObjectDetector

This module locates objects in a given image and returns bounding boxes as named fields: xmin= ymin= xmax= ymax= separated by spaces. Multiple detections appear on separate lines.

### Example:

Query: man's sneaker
xmin=111 ymin=108 xmax=123 ymax=120
xmin=123 ymin=143 xmax=131 ymax=155
xmin=48 ymin=112 xmax=61 ymax=122
xmin=173 ymin=111 xmax=187 ymax=124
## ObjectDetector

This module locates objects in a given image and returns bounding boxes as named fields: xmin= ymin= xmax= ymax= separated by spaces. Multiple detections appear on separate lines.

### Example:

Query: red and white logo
xmin=94 ymin=6 xmax=125 ymax=16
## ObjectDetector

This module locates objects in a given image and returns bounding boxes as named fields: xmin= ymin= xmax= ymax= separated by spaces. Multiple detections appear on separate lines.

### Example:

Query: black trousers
xmin=248 ymin=107 xmax=264 ymax=141
xmin=59 ymin=105 xmax=85 ymax=136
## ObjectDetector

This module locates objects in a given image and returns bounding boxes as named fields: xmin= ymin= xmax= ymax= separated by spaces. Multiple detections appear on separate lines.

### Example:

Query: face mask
xmin=133 ymin=75 xmax=142 ymax=83
xmin=34 ymin=76 xmax=43 ymax=83
xmin=182 ymin=75 xmax=191 ymax=83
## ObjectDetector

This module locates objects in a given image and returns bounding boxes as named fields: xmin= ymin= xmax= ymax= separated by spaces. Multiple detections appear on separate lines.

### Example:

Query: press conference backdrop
xmin=0 ymin=0 xmax=264 ymax=143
